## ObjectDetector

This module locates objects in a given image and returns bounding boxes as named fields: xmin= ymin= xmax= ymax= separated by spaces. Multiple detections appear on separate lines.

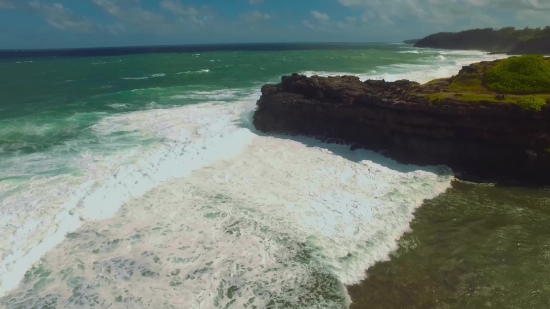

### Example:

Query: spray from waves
xmin=121 ymin=73 xmax=166 ymax=80
xmin=121 ymin=77 xmax=149 ymax=80
xmin=169 ymin=88 xmax=244 ymax=101
xmin=107 ymin=103 xmax=129 ymax=110
xmin=177 ymin=69 xmax=210 ymax=74
xmin=0 ymin=99 xmax=254 ymax=298
xmin=300 ymin=50 xmax=508 ymax=84
xmin=398 ymin=50 xmax=421 ymax=54
xmin=0 ymin=96 xmax=453 ymax=308
xmin=0 ymin=48 xmax=495 ymax=307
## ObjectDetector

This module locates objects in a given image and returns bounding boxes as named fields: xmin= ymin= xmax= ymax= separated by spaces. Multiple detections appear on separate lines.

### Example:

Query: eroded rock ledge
xmin=253 ymin=73 xmax=550 ymax=183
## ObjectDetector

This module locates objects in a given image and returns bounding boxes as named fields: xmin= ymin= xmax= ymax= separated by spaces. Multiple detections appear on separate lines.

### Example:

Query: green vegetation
xmin=516 ymin=96 xmax=547 ymax=111
xmin=422 ymin=56 xmax=550 ymax=111
xmin=448 ymin=65 xmax=485 ymax=93
xmin=485 ymin=55 xmax=550 ymax=94
xmin=414 ymin=26 xmax=550 ymax=54
xmin=426 ymin=91 xmax=550 ymax=108
xmin=426 ymin=93 xmax=445 ymax=103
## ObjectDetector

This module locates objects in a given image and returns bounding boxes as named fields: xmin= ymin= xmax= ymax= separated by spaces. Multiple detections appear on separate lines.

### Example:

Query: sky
xmin=1 ymin=0 xmax=549 ymax=49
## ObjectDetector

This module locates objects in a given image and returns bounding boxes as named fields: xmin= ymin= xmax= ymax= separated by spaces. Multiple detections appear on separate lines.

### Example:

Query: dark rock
xmin=253 ymin=74 xmax=550 ymax=184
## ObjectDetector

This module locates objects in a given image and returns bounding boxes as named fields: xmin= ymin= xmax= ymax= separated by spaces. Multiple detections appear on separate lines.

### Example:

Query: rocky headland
xmin=253 ymin=56 xmax=550 ymax=184
xmin=412 ymin=27 xmax=550 ymax=55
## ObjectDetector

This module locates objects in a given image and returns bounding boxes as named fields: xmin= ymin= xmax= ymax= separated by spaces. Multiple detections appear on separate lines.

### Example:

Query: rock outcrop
xmin=253 ymin=73 xmax=550 ymax=183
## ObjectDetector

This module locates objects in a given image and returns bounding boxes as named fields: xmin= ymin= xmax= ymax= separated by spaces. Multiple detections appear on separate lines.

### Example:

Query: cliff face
xmin=253 ymin=74 xmax=550 ymax=183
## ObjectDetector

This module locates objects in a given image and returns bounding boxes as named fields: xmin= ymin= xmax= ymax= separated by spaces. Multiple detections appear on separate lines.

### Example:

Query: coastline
xmin=248 ymin=49 xmax=550 ymax=307
xmin=0 ymin=45 xmax=528 ymax=306
xmin=252 ymin=54 xmax=550 ymax=184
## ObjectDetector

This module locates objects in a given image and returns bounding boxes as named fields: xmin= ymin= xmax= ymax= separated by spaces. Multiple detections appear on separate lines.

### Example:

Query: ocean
xmin=0 ymin=43 xmax=548 ymax=308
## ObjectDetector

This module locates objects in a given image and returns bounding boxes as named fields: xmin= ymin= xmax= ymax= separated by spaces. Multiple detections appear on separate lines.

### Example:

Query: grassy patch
xmin=456 ymin=94 xmax=516 ymax=103
xmin=422 ymin=78 xmax=448 ymax=86
xmin=419 ymin=56 xmax=550 ymax=111
xmin=448 ymin=64 xmax=487 ymax=93
xmin=426 ymin=92 xmax=550 ymax=106
xmin=516 ymin=96 xmax=547 ymax=111
xmin=427 ymin=93 xmax=446 ymax=103
xmin=485 ymin=55 xmax=550 ymax=94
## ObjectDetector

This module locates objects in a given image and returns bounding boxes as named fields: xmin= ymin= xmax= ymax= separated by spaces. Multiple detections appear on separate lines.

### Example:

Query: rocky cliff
xmin=253 ymin=73 xmax=550 ymax=183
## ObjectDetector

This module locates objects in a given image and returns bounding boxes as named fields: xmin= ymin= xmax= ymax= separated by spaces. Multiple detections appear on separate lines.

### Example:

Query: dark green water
xmin=2 ymin=43 xmax=545 ymax=309
xmin=349 ymin=181 xmax=550 ymax=308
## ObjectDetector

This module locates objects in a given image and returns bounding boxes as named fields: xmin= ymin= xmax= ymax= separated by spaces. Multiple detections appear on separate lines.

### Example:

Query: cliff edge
xmin=253 ymin=57 xmax=550 ymax=183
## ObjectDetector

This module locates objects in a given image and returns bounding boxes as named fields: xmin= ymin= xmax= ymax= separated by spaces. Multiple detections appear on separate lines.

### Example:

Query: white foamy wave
xmin=0 ymin=102 xmax=255 ymax=298
xmin=300 ymin=50 xmax=508 ymax=84
xmin=0 ymin=48 xmax=474 ymax=307
xmin=169 ymin=88 xmax=244 ymax=101
xmin=177 ymin=69 xmax=210 ymax=74
xmin=121 ymin=76 xmax=149 ymax=80
xmin=121 ymin=73 xmax=165 ymax=80
xmin=0 ymin=96 xmax=453 ymax=308
xmin=398 ymin=50 xmax=420 ymax=54
xmin=107 ymin=103 xmax=129 ymax=109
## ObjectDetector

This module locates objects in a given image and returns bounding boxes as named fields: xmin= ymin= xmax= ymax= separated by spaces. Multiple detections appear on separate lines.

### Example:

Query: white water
xmin=0 ymin=100 xmax=452 ymax=308
xmin=300 ymin=49 xmax=508 ymax=83
xmin=0 ymin=48 xmax=508 ymax=308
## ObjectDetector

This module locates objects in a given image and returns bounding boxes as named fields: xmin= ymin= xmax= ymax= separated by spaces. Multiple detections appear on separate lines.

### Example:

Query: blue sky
xmin=1 ymin=0 xmax=549 ymax=49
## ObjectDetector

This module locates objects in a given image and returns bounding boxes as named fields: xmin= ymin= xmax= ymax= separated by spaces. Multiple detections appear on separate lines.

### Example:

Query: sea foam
xmin=0 ymin=101 xmax=254 ymax=297
xmin=300 ymin=49 xmax=507 ymax=84
xmin=0 ymin=99 xmax=453 ymax=308
xmin=0 ymin=48 xmax=508 ymax=308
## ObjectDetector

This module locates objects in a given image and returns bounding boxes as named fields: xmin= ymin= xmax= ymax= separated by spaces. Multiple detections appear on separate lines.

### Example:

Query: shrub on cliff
xmin=516 ymin=96 xmax=547 ymax=111
xmin=485 ymin=55 xmax=550 ymax=94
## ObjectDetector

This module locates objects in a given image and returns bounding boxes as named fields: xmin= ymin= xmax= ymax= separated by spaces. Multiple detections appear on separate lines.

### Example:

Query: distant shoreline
xmin=0 ymin=42 xmax=394 ymax=59
xmin=407 ymin=26 xmax=550 ymax=55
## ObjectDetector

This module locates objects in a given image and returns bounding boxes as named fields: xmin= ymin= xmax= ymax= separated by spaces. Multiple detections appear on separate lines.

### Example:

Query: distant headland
xmin=402 ymin=39 xmax=420 ymax=45
xmin=407 ymin=26 xmax=550 ymax=55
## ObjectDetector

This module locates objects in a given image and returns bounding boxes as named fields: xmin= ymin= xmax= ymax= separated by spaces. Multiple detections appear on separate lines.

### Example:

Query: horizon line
xmin=0 ymin=41 xmax=401 ymax=52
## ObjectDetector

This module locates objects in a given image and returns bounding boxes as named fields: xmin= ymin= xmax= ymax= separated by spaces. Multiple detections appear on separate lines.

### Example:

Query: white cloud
xmin=92 ymin=0 xmax=167 ymax=30
xmin=302 ymin=20 xmax=315 ymax=30
xmin=239 ymin=10 xmax=272 ymax=22
xmin=470 ymin=0 xmax=550 ymax=11
xmin=336 ymin=0 xmax=550 ymax=27
xmin=91 ymin=0 xmax=216 ymax=33
xmin=311 ymin=10 xmax=330 ymax=22
xmin=303 ymin=11 xmax=335 ymax=31
xmin=28 ymin=1 xmax=94 ymax=32
xmin=103 ymin=22 xmax=126 ymax=35
xmin=249 ymin=0 xmax=264 ymax=4
xmin=160 ymin=0 xmax=198 ymax=16
xmin=0 ymin=0 xmax=14 ymax=9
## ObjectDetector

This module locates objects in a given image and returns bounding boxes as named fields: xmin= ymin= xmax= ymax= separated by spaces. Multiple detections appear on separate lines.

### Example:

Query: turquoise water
xmin=0 ymin=44 xmax=517 ymax=308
